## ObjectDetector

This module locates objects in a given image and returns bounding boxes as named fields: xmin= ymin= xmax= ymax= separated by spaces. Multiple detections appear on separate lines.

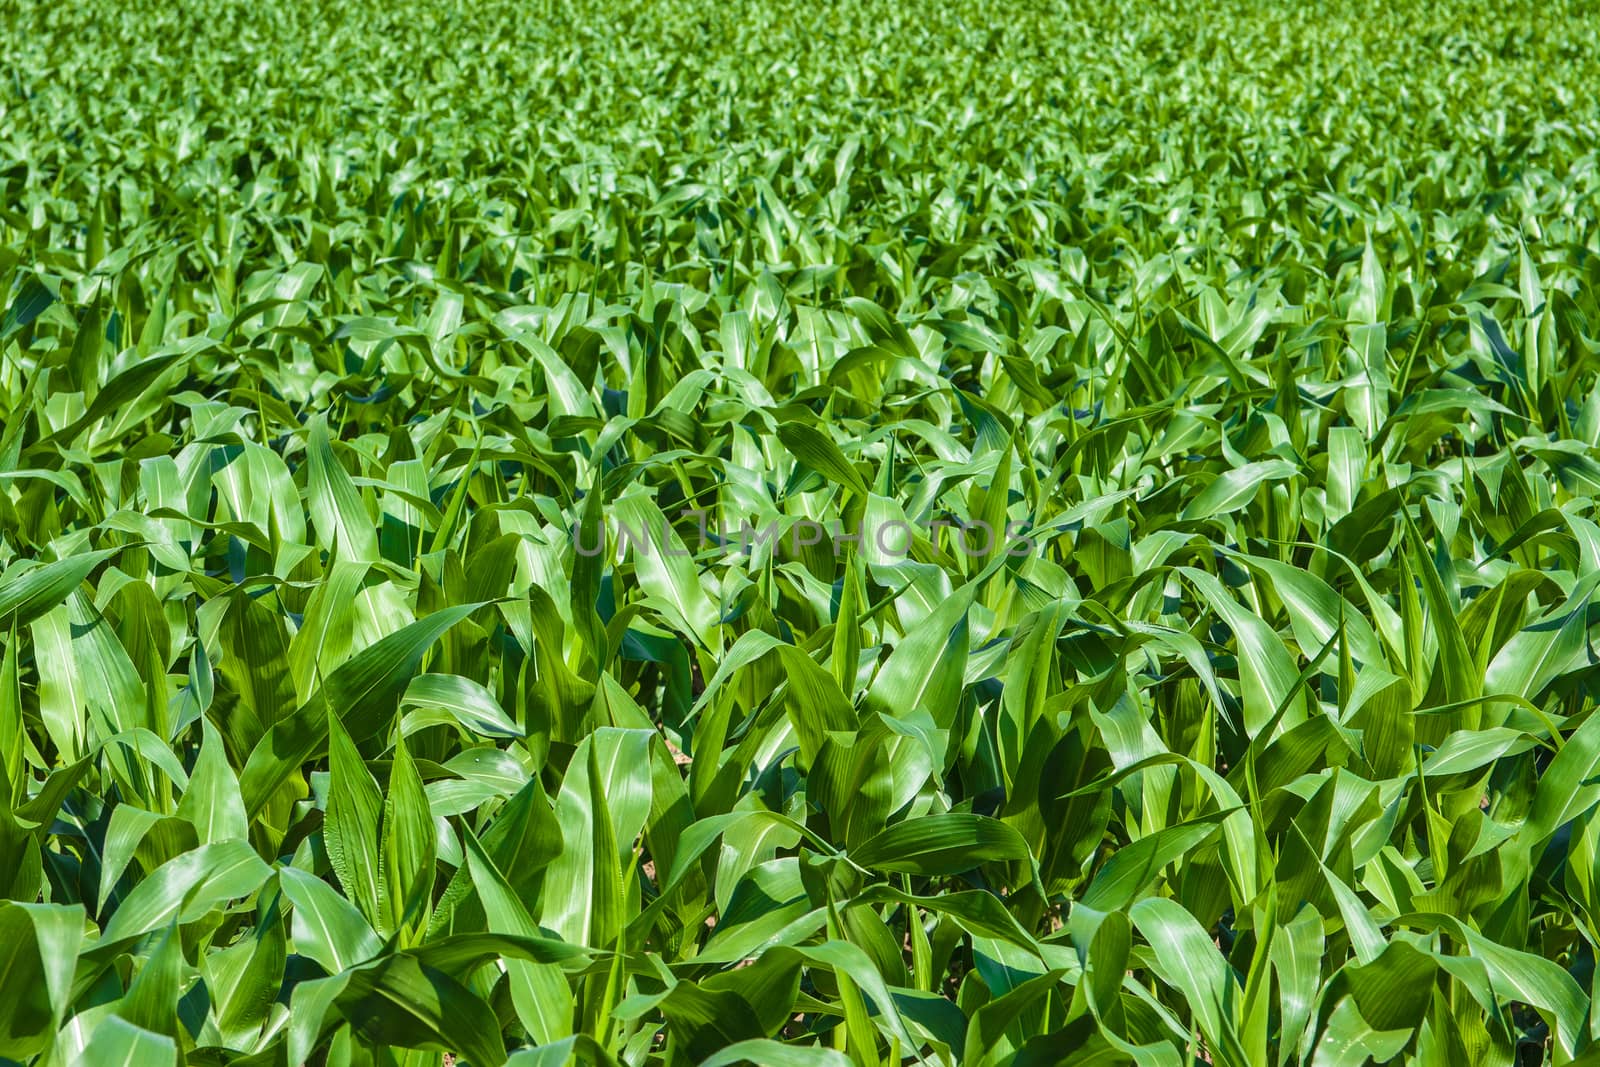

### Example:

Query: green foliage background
xmin=3 ymin=0 xmax=1600 ymax=1063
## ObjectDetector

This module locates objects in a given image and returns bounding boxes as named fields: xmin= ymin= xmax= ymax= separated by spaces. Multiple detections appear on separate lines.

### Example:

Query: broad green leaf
xmin=102 ymin=840 xmax=273 ymax=943
xmin=0 ymin=549 xmax=118 ymax=631
xmin=376 ymin=727 xmax=436 ymax=942
xmin=401 ymin=672 xmax=523 ymax=737
xmin=850 ymin=813 xmax=1032 ymax=875
xmin=279 ymin=866 xmax=384 ymax=974
xmin=79 ymin=1016 xmax=177 ymax=1067
xmin=306 ymin=413 xmax=379 ymax=563
xmin=174 ymin=718 xmax=248 ymax=843
xmin=238 ymin=602 xmax=482 ymax=815
xmin=324 ymin=710 xmax=384 ymax=929
xmin=335 ymin=953 xmax=508 ymax=1067
xmin=777 ymin=420 xmax=871 ymax=498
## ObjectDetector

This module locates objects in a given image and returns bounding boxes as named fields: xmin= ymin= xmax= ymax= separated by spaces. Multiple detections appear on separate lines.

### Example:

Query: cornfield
xmin=3 ymin=0 xmax=1600 ymax=1063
